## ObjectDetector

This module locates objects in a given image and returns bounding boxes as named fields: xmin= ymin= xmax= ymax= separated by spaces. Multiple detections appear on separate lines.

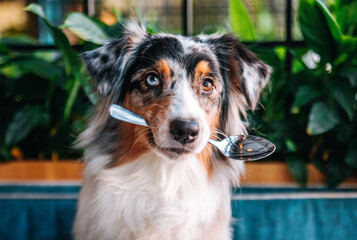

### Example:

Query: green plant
xmin=229 ymin=0 xmax=282 ymax=41
xmin=0 ymin=3 xmax=126 ymax=160
xmin=0 ymin=3 xmax=162 ymax=160
xmin=246 ymin=0 xmax=357 ymax=187
xmin=1 ymin=1 xmax=356 ymax=188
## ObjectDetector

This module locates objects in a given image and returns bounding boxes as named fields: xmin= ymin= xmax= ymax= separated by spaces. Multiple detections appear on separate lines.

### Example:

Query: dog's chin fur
xmin=153 ymin=147 xmax=196 ymax=161
xmin=74 ymin=22 xmax=270 ymax=240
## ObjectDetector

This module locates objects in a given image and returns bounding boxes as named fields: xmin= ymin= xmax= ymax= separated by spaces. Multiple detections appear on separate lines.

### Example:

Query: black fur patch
xmin=81 ymin=38 xmax=126 ymax=97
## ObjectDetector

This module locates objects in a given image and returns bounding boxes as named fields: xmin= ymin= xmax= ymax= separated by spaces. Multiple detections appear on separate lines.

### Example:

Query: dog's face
xmin=82 ymin=22 xmax=270 ymax=163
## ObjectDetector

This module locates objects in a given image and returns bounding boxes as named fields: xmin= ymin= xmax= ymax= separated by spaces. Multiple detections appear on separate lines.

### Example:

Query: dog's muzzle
xmin=169 ymin=119 xmax=199 ymax=145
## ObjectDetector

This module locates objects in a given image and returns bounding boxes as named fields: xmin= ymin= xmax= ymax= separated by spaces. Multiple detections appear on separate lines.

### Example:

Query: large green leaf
xmin=337 ymin=0 xmax=356 ymax=7
xmin=312 ymin=157 xmax=327 ymax=175
xmin=229 ymin=0 xmax=255 ymax=40
xmin=347 ymin=69 xmax=357 ymax=87
xmin=285 ymin=139 xmax=297 ymax=152
xmin=0 ymin=57 xmax=60 ymax=80
xmin=287 ymin=156 xmax=308 ymax=186
xmin=326 ymin=150 xmax=352 ymax=187
xmin=4 ymin=105 xmax=50 ymax=146
xmin=306 ymin=102 xmax=339 ymax=135
xmin=346 ymin=139 xmax=357 ymax=168
xmin=329 ymin=79 xmax=355 ymax=120
xmin=0 ymin=43 xmax=9 ymax=55
xmin=299 ymin=0 xmax=338 ymax=62
xmin=292 ymin=85 xmax=322 ymax=108
xmin=26 ymin=3 xmax=83 ymax=122
xmin=0 ymin=36 xmax=38 ymax=46
xmin=63 ymin=78 xmax=81 ymax=122
xmin=336 ymin=1 xmax=357 ymax=36
xmin=25 ymin=3 xmax=81 ymax=76
xmin=316 ymin=0 xmax=343 ymax=47
xmin=62 ymin=13 xmax=110 ymax=44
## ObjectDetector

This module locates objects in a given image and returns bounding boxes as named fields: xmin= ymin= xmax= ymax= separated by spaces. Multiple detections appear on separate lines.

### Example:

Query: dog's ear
xmin=202 ymin=34 xmax=271 ymax=136
xmin=205 ymin=34 xmax=271 ymax=110
xmin=81 ymin=22 xmax=147 ymax=97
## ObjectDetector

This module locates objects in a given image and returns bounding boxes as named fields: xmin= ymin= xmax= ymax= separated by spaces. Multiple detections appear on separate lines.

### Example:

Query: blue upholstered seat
xmin=1 ymin=184 xmax=356 ymax=240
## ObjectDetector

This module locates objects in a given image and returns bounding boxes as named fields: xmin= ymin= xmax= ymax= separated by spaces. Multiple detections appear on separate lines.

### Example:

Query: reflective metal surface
xmin=208 ymin=135 xmax=276 ymax=161
xmin=109 ymin=104 xmax=148 ymax=127
xmin=109 ymin=104 xmax=276 ymax=161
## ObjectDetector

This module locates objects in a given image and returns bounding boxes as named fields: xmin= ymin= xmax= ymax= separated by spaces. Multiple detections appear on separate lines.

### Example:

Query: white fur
xmin=73 ymin=74 xmax=246 ymax=239
xmin=242 ymin=62 xmax=272 ymax=109
xmin=124 ymin=21 xmax=147 ymax=45
xmin=74 ymin=152 xmax=244 ymax=240
xmin=74 ymin=68 xmax=247 ymax=239
xmin=73 ymin=23 xmax=271 ymax=239
xmin=167 ymin=78 xmax=210 ymax=153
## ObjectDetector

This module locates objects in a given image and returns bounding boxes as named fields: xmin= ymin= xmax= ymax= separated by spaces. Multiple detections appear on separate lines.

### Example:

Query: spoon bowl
xmin=208 ymin=135 xmax=275 ymax=161
xmin=109 ymin=104 xmax=275 ymax=161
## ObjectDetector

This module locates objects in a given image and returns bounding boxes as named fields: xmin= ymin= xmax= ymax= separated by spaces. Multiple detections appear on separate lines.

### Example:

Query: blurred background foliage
xmin=0 ymin=0 xmax=356 ymax=187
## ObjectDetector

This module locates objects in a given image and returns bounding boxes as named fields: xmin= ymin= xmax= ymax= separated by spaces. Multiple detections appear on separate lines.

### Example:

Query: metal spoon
xmin=109 ymin=104 xmax=275 ymax=161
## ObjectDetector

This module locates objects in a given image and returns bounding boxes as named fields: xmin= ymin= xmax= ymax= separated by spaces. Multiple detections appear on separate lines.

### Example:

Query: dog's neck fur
xmin=76 ymin=151 xmax=243 ymax=240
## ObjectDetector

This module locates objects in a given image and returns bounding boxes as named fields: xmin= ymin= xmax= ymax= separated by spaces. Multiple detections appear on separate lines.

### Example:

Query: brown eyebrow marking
xmin=195 ymin=60 xmax=211 ymax=77
xmin=155 ymin=59 xmax=171 ymax=78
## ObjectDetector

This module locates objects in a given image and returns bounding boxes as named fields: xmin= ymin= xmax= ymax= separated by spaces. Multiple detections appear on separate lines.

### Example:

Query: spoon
xmin=109 ymin=104 xmax=275 ymax=161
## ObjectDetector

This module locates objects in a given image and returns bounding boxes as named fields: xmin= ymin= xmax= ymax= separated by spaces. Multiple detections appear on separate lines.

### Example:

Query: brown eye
xmin=146 ymin=73 xmax=160 ymax=86
xmin=202 ymin=79 xmax=213 ymax=92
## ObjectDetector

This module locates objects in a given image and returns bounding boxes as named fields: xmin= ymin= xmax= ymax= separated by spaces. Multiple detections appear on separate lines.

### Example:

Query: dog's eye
xmin=146 ymin=74 xmax=160 ymax=86
xmin=202 ymin=79 xmax=213 ymax=92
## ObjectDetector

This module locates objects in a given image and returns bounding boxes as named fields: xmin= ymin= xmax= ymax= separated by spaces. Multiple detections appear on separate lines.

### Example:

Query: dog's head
xmin=81 ymin=22 xmax=270 ymax=165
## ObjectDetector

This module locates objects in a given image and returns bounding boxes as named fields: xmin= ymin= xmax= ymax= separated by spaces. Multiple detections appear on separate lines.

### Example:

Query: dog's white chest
xmin=86 ymin=153 xmax=231 ymax=240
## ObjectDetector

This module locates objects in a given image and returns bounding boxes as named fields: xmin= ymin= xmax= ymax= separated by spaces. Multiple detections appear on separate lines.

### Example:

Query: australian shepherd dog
xmin=74 ymin=22 xmax=270 ymax=240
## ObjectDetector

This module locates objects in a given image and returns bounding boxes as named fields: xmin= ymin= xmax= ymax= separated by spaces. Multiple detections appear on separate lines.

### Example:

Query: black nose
xmin=170 ymin=119 xmax=199 ymax=144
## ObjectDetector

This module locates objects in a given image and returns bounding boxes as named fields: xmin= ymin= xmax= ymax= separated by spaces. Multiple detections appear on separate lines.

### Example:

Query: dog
xmin=73 ymin=21 xmax=270 ymax=240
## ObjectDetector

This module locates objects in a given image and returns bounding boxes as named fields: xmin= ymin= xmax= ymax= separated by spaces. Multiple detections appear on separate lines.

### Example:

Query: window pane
xmin=293 ymin=0 xmax=303 ymax=40
xmin=0 ymin=0 xmax=295 ymax=44
xmin=193 ymin=0 xmax=286 ymax=40
xmin=99 ymin=0 xmax=287 ymax=40
xmin=98 ymin=0 xmax=183 ymax=34
xmin=0 ymin=0 xmax=37 ymax=40
xmin=0 ymin=0 xmax=83 ymax=45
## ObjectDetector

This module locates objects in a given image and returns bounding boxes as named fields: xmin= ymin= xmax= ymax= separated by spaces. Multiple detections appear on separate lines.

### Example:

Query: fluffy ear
xmin=81 ymin=22 xmax=147 ymax=97
xmin=205 ymin=34 xmax=271 ymax=110
xmin=202 ymin=34 xmax=271 ymax=136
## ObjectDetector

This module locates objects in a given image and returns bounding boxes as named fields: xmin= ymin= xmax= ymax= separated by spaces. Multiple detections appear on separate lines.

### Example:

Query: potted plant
xmin=0 ymin=1 xmax=356 ymax=187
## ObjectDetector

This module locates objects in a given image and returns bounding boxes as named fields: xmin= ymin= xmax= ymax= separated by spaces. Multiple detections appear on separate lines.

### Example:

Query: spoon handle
xmin=208 ymin=138 xmax=221 ymax=147
xmin=109 ymin=104 xmax=149 ymax=127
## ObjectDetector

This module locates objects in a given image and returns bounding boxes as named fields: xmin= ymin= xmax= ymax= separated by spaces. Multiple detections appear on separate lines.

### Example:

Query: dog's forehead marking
xmin=140 ymin=35 xmax=184 ymax=61
xmin=154 ymin=59 xmax=171 ymax=77
xmin=170 ymin=76 xmax=202 ymax=119
xmin=195 ymin=61 xmax=211 ymax=76
xmin=178 ymin=36 xmax=211 ymax=53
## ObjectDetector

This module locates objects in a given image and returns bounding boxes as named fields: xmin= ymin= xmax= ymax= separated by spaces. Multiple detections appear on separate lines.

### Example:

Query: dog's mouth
xmin=157 ymin=146 xmax=190 ymax=154
xmin=155 ymin=145 xmax=194 ymax=160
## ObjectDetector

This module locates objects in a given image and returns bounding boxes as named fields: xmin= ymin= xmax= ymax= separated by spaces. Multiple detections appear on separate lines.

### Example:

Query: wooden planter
xmin=1 ymin=160 xmax=356 ymax=186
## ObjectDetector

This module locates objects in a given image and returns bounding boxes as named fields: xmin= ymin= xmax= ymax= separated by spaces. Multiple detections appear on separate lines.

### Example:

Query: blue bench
xmin=1 ymin=183 xmax=356 ymax=240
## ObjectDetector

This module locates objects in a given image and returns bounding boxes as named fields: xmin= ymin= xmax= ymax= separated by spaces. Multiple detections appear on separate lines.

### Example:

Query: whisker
xmin=131 ymin=129 xmax=151 ymax=150
xmin=209 ymin=127 xmax=228 ymax=140
xmin=152 ymin=103 xmax=170 ymax=113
